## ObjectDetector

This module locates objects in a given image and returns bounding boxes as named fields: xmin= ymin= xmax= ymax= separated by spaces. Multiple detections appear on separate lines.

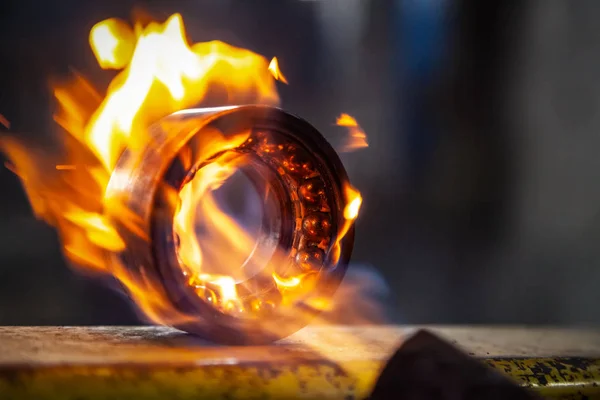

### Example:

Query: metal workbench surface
xmin=0 ymin=326 xmax=599 ymax=399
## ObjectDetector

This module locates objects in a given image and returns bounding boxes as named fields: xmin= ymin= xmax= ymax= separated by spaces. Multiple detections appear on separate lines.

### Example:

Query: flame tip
xmin=335 ymin=113 xmax=368 ymax=152
xmin=268 ymin=57 xmax=288 ymax=84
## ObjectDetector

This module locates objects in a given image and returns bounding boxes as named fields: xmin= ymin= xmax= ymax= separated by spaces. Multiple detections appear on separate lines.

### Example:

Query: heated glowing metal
xmin=105 ymin=105 xmax=355 ymax=343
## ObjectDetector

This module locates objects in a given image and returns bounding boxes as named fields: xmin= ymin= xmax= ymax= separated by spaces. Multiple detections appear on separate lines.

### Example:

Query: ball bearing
xmin=105 ymin=105 xmax=355 ymax=344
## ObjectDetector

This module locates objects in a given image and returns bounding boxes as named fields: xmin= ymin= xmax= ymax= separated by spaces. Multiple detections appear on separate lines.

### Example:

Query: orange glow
xmin=4 ymin=161 xmax=16 ymax=175
xmin=0 ymin=114 xmax=10 ymax=129
xmin=56 ymin=164 xmax=76 ymax=170
xmin=268 ymin=57 xmax=288 ymax=84
xmin=0 ymin=12 xmax=367 ymax=331
xmin=173 ymin=148 xmax=262 ymax=312
xmin=336 ymin=113 xmax=357 ymax=126
xmin=336 ymin=113 xmax=368 ymax=152
xmin=273 ymin=273 xmax=302 ymax=289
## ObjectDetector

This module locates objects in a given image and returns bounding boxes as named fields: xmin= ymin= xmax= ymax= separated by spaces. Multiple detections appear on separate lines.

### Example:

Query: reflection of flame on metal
xmin=0 ymin=12 xmax=373 ymax=344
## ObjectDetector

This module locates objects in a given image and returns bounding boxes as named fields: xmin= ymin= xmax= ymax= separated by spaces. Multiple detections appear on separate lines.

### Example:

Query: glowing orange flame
xmin=174 ymin=146 xmax=263 ymax=307
xmin=273 ymin=273 xmax=304 ymax=289
xmin=55 ymin=164 xmax=76 ymax=170
xmin=336 ymin=113 xmax=368 ymax=152
xmin=0 ymin=12 xmax=367 ymax=331
xmin=268 ymin=57 xmax=288 ymax=84
xmin=344 ymin=186 xmax=363 ymax=220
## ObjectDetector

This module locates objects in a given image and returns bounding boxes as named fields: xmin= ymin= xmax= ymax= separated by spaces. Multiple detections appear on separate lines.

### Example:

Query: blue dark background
xmin=0 ymin=0 xmax=598 ymax=326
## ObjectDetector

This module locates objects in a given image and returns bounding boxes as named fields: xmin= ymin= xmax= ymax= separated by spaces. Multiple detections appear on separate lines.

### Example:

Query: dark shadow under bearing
xmin=109 ymin=105 xmax=354 ymax=344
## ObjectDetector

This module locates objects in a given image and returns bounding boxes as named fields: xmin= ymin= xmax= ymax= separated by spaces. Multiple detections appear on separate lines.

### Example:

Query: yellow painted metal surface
xmin=486 ymin=358 xmax=600 ymax=399
xmin=0 ymin=362 xmax=378 ymax=400
xmin=0 ymin=358 xmax=599 ymax=399
xmin=0 ymin=326 xmax=599 ymax=399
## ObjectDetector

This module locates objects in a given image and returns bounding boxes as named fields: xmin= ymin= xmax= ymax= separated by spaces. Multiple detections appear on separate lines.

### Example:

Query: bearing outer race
xmin=105 ymin=105 xmax=354 ymax=344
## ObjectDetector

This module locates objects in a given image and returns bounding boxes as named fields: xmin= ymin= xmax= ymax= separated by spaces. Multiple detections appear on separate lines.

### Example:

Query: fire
xmin=89 ymin=18 xmax=136 ymax=70
xmin=55 ymin=164 xmax=76 ymax=170
xmin=336 ymin=113 xmax=368 ymax=152
xmin=1 ymin=12 xmax=367 ymax=332
xmin=268 ymin=57 xmax=288 ymax=84
xmin=344 ymin=186 xmax=363 ymax=220
xmin=174 ymin=147 xmax=260 ymax=304
xmin=272 ymin=274 xmax=303 ymax=289
xmin=84 ymin=14 xmax=279 ymax=170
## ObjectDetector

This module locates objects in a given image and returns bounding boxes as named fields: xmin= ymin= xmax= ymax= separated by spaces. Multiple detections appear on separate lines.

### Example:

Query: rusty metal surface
xmin=485 ymin=358 xmax=600 ymax=399
xmin=0 ymin=326 xmax=598 ymax=399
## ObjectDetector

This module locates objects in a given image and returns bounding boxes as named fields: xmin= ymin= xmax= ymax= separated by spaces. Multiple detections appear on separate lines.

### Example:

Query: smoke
xmin=313 ymin=264 xmax=392 ymax=326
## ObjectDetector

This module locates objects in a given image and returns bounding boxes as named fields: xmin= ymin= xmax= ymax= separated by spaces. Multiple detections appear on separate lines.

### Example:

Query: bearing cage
xmin=106 ymin=105 xmax=354 ymax=344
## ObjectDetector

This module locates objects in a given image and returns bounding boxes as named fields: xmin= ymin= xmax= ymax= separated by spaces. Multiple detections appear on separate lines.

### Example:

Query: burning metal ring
xmin=106 ymin=105 xmax=354 ymax=344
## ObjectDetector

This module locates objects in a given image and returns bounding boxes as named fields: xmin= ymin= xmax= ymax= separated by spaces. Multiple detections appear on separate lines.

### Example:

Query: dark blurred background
xmin=0 ymin=0 xmax=598 ymax=326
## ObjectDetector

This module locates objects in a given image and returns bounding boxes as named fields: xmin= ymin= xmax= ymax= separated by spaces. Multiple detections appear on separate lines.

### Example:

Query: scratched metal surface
xmin=0 ymin=326 xmax=598 ymax=399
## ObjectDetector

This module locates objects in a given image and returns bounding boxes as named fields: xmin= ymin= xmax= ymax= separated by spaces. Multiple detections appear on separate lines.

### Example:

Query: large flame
xmin=1 ymin=13 xmax=365 ymax=329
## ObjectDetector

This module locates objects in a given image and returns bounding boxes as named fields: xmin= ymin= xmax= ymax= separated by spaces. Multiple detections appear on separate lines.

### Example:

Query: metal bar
xmin=485 ymin=358 xmax=600 ymax=399
xmin=0 ymin=326 xmax=598 ymax=399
